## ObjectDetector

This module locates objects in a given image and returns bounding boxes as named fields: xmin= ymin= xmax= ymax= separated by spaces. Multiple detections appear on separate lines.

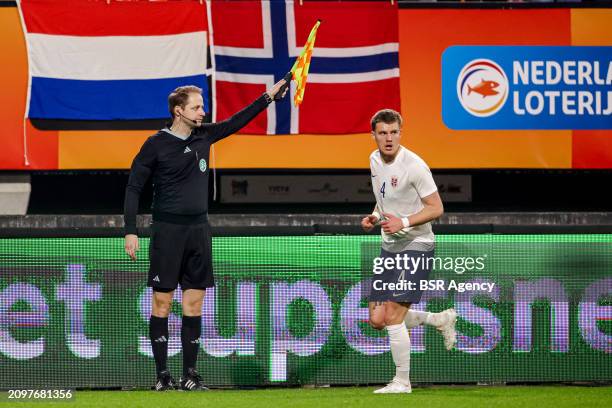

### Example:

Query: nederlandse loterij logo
xmin=457 ymin=59 xmax=509 ymax=117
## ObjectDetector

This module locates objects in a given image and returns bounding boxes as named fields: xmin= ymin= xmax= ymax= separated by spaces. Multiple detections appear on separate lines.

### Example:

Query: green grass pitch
xmin=2 ymin=385 xmax=611 ymax=408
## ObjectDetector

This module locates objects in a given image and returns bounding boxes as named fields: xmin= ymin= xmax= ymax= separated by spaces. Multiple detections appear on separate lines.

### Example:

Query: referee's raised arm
xmin=200 ymin=76 xmax=290 ymax=144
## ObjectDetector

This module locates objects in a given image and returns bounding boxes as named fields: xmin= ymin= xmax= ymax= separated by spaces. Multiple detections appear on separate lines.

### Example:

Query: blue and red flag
xmin=211 ymin=0 xmax=400 ymax=134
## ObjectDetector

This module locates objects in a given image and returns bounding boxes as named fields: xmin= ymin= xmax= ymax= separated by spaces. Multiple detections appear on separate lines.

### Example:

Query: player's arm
xmin=123 ymin=139 xmax=157 ymax=261
xmin=381 ymin=192 xmax=443 ymax=234
xmin=361 ymin=204 xmax=382 ymax=232
xmin=201 ymin=77 xmax=290 ymax=143
xmin=362 ymin=159 xmax=383 ymax=232
xmin=406 ymin=191 xmax=444 ymax=227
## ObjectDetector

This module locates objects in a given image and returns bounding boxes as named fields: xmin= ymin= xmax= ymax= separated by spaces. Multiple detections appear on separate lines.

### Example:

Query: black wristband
xmin=263 ymin=92 xmax=273 ymax=105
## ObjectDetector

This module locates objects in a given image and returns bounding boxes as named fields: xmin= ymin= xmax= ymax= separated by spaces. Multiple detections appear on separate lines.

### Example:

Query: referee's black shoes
xmin=179 ymin=368 xmax=209 ymax=391
xmin=154 ymin=370 xmax=177 ymax=391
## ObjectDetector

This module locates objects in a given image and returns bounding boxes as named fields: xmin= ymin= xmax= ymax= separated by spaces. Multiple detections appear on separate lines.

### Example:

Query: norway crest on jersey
xmin=391 ymin=176 xmax=398 ymax=188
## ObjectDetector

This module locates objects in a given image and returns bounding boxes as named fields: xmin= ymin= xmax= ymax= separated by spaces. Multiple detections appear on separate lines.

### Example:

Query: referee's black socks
xmin=149 ymin=316 xmax=169 ymax=376
xmin=181 ymin=315 xmax=202 ymax=376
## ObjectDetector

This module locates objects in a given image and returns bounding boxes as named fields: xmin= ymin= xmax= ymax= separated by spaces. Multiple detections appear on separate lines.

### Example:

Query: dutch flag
xmin=17 ymin=0 xmax=211 ymax=125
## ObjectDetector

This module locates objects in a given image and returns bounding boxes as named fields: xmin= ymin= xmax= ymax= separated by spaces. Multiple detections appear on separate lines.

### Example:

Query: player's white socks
xmin=404 ymin=310 xmax=444 ymax=329
xmin=386 ymin=323 xmax=411 ymax=386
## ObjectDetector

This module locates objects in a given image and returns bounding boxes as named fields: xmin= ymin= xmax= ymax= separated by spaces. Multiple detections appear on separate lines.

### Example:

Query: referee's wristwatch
xmin=263 ymin=92 xmax=273 ymax=105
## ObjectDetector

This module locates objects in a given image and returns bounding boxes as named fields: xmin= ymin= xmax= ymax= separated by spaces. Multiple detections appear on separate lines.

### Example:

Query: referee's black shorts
xmin=148 ymin=220 xmax=215 ymax=291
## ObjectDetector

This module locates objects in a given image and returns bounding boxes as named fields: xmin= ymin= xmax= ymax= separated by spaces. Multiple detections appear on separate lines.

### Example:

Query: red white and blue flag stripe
xmin=212 ymin=0 xmax=400 ymax=134
xmin=17 ymin=0 xmax=210 ymax=122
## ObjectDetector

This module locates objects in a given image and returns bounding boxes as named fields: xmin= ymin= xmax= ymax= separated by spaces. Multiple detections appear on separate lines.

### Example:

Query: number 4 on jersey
xmin=380 ymin=181 xmax=386 ymax=198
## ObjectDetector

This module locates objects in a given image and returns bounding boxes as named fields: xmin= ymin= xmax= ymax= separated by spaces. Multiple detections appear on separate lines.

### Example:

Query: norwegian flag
xmin=211 ymin=0 xmax=400 ymax=134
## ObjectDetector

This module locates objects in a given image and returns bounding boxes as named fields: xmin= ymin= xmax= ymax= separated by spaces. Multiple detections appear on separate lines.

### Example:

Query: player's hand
xmin=125 ymin=234 xmax=139 ymax=261
xmin=381 ymin=212 xmax=404 ymax=235
xmin=361 ymin=214 xmax=379 ymax=232
xmin=267 ymin=73 xmax=291 ymax=101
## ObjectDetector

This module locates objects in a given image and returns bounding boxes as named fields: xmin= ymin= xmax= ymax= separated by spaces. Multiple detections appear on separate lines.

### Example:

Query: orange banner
xmin=0 ymin=6 xmax=610 ymax=170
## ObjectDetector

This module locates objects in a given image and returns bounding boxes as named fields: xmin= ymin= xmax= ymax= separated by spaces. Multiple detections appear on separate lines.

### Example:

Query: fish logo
xmin=457 ymin=59 xmax=508 ymax=117
xmin=468 ymin=79 xmax=499 ymax=97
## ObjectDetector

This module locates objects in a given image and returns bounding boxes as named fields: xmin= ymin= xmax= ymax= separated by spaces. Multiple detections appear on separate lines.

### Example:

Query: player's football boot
xmin=373 ymin=380 xmax=412 ymax=394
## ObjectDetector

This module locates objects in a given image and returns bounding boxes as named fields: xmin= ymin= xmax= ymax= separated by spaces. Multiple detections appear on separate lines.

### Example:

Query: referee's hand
xmin=125 ymin=234 xmax=139 ymax=261
xmin=266 ymin=75 xmax=290 ymax=101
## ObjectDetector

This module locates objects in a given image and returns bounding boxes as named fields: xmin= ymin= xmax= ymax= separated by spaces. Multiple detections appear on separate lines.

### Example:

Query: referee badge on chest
xmin=391 ymin=175 xmax=398 ymax=188
xmin=199 ymin=158 xmax=207 ymax=173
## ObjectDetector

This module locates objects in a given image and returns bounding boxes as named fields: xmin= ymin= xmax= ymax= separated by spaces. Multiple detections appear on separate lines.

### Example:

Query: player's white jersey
xmin=370 ymin=146 xmax=437 ymax=253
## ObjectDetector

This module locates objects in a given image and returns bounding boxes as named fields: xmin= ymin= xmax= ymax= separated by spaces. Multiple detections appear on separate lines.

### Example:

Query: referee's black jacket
xmin=123 ymin=94 xmax=269 ymax=235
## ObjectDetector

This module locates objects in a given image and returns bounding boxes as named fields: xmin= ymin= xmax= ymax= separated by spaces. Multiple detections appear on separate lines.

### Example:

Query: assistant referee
xmin=123 ymin=79 xmax=289 ymax=391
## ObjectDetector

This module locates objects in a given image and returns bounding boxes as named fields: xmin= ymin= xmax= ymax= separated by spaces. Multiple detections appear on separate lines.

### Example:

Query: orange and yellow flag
xmin=290 ymin=20 xmax=321 ymax=106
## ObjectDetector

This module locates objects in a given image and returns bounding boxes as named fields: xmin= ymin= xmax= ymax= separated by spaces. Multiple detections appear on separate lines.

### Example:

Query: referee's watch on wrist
xmin=263 ymin=92 xmax=273 ymax=105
